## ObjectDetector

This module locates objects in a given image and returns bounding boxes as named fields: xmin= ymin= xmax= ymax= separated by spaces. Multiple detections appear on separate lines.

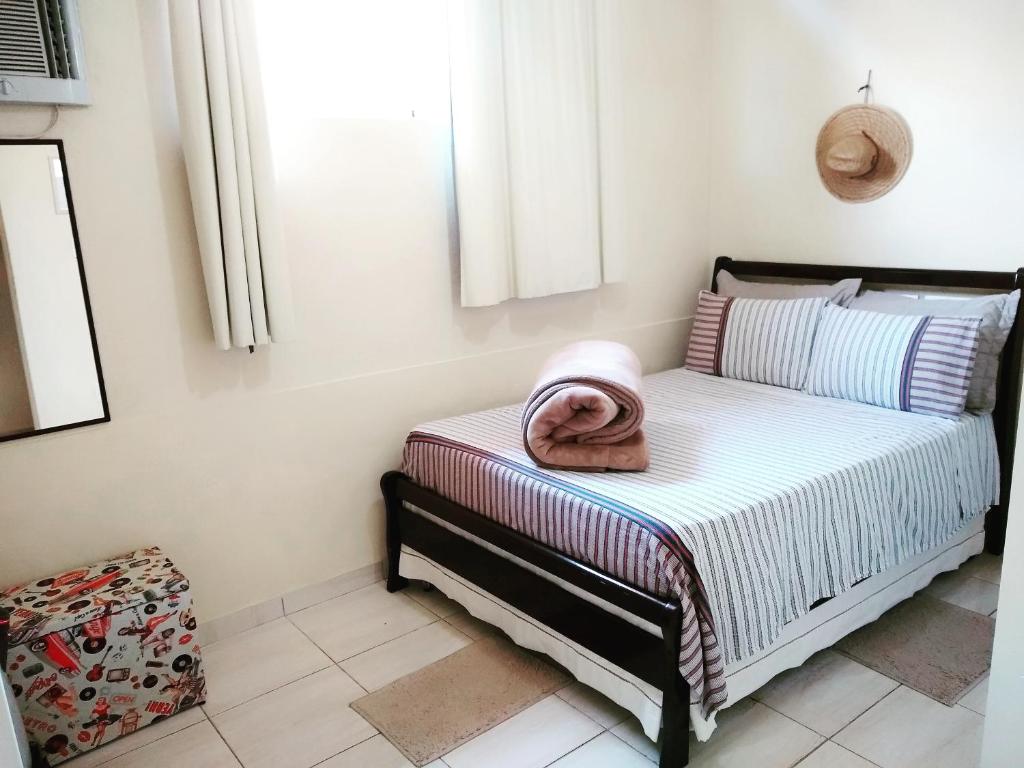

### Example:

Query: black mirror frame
xmin=0 ymin=138 xmax=110 ymax=444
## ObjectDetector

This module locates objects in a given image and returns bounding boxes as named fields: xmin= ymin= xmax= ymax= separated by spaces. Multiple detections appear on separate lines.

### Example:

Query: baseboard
xmin=283 ymin=561 xmax=386 ymax=613
xmin=199 ymin=561 xmax=385 ymax=646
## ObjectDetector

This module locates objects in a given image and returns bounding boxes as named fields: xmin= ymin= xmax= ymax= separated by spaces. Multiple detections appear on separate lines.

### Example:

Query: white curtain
xmin=169 ymin=0 xmax=294 ymax=350
xmin=449 ymin=0 xmax=626 ymax=307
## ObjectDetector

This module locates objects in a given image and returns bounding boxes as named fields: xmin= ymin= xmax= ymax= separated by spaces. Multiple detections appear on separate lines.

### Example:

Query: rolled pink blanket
xmin=522 ymin=341 xmax=649 ymax=471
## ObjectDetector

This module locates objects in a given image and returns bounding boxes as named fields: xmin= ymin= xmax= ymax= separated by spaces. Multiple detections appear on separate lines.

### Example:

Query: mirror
xmin=0 ymin=139 xmax=108 ymax=443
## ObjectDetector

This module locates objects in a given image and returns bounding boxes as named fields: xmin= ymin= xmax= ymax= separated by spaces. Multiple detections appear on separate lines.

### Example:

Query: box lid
xmin=0 ymin=546 xmax=189 ymax=646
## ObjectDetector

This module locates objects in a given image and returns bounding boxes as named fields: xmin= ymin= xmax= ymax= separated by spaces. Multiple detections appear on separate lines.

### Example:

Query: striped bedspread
xmin=401 ymin=368 xmax=998 ymax=718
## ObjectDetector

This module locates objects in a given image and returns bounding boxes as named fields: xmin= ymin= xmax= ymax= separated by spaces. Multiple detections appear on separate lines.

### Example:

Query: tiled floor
xmin=70 ymin=555 xmax=1000 ymax=768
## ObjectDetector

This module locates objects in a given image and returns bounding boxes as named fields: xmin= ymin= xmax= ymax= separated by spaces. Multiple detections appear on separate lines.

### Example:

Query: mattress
xmin=402 ymin=368 xmax=999 ymax=718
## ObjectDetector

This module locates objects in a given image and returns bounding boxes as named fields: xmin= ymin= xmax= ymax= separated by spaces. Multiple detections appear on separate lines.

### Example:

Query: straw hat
xmin=816 ymin=104 xmax=913 ymax=203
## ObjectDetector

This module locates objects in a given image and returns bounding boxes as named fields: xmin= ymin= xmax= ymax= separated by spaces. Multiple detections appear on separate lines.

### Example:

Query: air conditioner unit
xmin=0 ymin=0 xmax=89 ymax=106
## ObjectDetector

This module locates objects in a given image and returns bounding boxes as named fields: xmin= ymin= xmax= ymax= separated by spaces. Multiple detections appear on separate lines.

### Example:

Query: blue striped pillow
xmin=804 ymin=305 xmax=982 ymax=419
xmin=685 ymin=292 xmax=827 ymax=390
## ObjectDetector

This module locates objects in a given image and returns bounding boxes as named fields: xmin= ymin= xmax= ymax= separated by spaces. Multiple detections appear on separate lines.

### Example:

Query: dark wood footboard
xmin=381 ymin=470 xmax=692 ymax=768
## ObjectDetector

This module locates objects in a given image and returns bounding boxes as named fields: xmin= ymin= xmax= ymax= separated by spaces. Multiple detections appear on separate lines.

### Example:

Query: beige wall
xmin=0 ymin=1 xmax=712 ymax=620
xmin=708 ymin=0 xmax=1024 ymax=272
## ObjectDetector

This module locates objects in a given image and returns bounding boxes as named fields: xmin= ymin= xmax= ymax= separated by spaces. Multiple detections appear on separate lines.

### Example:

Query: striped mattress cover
xmin=401 ymin=368 xmax=999 ymax=719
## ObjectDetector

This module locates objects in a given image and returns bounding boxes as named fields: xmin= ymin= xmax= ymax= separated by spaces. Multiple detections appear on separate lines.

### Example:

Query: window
xmin=254 ymin=0 xmax=450 ymax=122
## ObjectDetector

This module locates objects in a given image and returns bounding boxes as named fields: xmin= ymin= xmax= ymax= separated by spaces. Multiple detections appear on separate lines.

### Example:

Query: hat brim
xmin=816 ymin=105 xmax=913 ymax=203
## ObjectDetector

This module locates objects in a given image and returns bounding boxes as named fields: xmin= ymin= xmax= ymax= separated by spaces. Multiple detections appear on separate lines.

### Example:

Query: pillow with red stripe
xmin=684 ymin=291 xmax=828 ymax=390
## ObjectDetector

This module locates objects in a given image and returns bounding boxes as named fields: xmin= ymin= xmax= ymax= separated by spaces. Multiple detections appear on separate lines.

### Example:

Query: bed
xmin=381 ymin=258 xmax=1024 ymax=768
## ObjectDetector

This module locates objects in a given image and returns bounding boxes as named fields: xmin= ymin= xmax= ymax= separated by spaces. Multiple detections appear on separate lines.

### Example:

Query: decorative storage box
xmin=0 ymin=547 xmax=206 ymax=765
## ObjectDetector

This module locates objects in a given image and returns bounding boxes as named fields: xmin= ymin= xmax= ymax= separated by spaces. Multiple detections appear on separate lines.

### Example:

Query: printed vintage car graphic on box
xmin=1 ymin=547 xmax=206 ymax=764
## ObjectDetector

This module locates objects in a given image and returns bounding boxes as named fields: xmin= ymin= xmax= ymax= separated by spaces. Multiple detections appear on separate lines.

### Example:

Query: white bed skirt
xmin=400 ymin=514 xmax=985 ymax=742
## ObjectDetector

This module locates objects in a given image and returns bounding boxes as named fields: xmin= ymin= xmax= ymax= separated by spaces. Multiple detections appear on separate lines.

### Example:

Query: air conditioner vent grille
xmin=0 ymin=0 xmax=89 ymax=104
xmin=41 ymin=0 xmax=73 ymax=78
xmin=0 ymin=0 xmax=52 ymax=77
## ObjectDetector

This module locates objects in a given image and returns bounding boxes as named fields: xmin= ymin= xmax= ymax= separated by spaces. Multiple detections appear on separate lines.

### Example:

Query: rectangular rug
xmin=836 ymin=593 xmax=994 ymax=706
xmin=351 ymin=636 xmax=572 ymax=766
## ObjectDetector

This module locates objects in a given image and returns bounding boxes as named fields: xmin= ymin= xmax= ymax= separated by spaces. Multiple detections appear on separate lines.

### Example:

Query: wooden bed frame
xmin=381 ymin=257 xmax=1024 ymax=768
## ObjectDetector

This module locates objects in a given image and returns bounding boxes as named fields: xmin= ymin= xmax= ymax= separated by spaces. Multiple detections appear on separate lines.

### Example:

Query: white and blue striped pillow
xmin=685 ymin=292 xmax=827 ymax=390
xmin=804 ymin=305 xmax=982 ymax=419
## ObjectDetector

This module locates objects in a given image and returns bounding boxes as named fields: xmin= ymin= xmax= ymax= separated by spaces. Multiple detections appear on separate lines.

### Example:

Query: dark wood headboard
xmin=712 ymin=256 xmax=1024 ymax=555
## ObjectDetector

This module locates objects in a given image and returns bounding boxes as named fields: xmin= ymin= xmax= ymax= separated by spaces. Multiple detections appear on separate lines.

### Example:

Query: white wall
xmin=709 ymin=0 xmax=1024 ymax=272
xmin=0 ymin=145 xmax=104 ymax=429
xmin=0 ymin=0 xmax=712 ymax=620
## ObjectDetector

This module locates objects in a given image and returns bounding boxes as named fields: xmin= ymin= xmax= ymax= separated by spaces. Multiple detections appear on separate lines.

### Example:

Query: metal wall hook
xmin=857 ymin=69 xmax=873 ymax=104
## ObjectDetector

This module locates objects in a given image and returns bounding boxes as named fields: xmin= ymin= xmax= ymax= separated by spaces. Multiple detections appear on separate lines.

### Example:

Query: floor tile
xmin=958 ymin=553 xmax=1001 ymax=585
xmin=340 ymin=621 xmax=471 ymax=690
xmin=688 ymin=699 xmax=822 ymax=767
xmin=834 ymin=686 xmax=984 ymax=768
xmin=405 ymin=581 xmax=464 ymax=618
xmin=100 ymin=720 xmax=240 ymax=768
xmin=610 ymin=700 xmax=819 ymax=765
xmin=289 ymin=582 xmax=436 ymax=661
xmin=556 ymin=681 xmax=631 ymax=728
xmin=67 ymin=706 xmax=207 ymax=768
xmin=211 ymin=666 xmax=375 ymax=768
xmin=550 ymin=731 xmax=654 ymax=767
xmin=924 ymin=572 xmax=1000 ymax=615
xmin=958 ymin=676 xmax=989 ymax=716
xmin=796 ymin=741 xmax=876 ymax=768
xmin=202 ymin=618 xmax=332 ymax=714
xmin=610 ymin=718 xmax=661 ymax=762
xmin=445 ymin=610 xmax=504 ymax=641
xmin=443 ymin=694 xmax=602 ymax=768
xmin=315 ymin=733 xmax=449 ymax=768
xmin=613 ymin=699 xmax=822 ymax=767
xmin=753 ymin=650 xmax=898 ymax=736
xmin=317 ymin=734 xmax=410 ymax=767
